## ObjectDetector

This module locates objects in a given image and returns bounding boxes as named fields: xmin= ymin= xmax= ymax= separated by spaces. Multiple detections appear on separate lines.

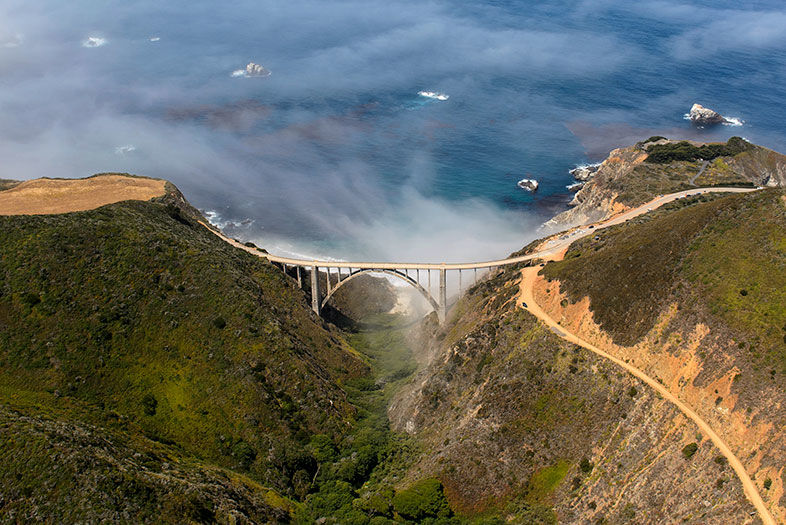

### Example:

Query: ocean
xmin=1 ymin=0 xmax=785 ymax=262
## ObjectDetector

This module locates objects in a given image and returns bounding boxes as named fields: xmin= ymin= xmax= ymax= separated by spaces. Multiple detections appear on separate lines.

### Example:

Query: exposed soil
xmin=0 ymin=174 xmax=166 ymax=215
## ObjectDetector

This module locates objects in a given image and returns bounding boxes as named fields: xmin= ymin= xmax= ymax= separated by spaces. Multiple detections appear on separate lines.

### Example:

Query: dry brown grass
xmin=0 ymin=174 xmax=166 ymax=215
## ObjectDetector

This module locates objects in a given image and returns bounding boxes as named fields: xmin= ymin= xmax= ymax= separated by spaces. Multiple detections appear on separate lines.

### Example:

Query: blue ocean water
xmin=1 ymin=0 xmax=785 ymax=261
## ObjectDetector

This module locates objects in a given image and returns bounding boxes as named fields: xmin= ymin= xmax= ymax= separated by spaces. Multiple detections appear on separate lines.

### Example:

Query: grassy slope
xmin=541 ymin=189 xmax=786 ymax=369
xmin=0 ymin=196 xmax=371 ymax=516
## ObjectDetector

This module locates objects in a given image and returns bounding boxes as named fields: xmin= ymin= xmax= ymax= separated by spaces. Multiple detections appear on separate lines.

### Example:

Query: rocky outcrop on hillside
xmin=387 ymin=268 xmax=757 ymax=523
xmin=545 ymin=138 xmax=786 ymax=230
xmin=0 ymin=407 xmax=291 ymax=523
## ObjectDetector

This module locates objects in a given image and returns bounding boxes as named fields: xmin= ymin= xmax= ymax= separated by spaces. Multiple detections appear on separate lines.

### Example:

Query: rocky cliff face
xmin=544 ymin=145 xmax=648 ymax=230
xmin=387 ymin=268 xmax=757 ymax=523
xmin=545 ymin=138 xmax=786 ymax=230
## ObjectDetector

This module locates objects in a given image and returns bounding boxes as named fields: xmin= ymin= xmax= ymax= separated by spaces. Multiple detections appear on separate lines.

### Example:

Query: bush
xmin=141 ymin=394 xmax=157 ymax=416
xmin=628 ymin=386 xmax=638 ymax=397
xmin=232 ymin=441 xmax=257 ymax=470
xmin=20 ymin=292 xmax=41 ymax=307
xmin=682 ymin=442 xmax=699 ymax=460
xmin=645 ymin=137 xmax=753 ymax=164
xmin=392 ymin=478 xmax=451 ymax=521
xmin=764 ymin=478 xmax=772 ymax=490
xmin=212 ymin=316 xmax=226 ymax=329
xmin=579 ymin=457 xmax=594 ymax=474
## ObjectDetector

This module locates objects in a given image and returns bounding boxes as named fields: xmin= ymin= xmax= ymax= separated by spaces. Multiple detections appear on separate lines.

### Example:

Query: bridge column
xmin=439 ymin=268 xmax=447 ymax=323
xmin=310 ymin=266 xmax=321 ymax=315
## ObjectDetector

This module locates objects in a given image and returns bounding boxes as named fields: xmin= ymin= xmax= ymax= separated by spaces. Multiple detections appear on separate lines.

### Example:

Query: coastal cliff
xmin=545 ymin=137 xmax=786 ymax=230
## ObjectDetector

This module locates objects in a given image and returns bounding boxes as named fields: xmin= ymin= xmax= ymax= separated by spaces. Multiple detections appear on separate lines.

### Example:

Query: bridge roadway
xmin=204 ymin=186 xmax=756 ymax=321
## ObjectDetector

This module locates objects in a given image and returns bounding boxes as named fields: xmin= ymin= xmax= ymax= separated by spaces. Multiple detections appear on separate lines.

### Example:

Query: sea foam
xmin=683 ymin=113 xmax=743 ymax=126
xmin=82 ymin=36 xmax=107 ymax=48
xmin=114 ymin=145 xmax=136 ymax=155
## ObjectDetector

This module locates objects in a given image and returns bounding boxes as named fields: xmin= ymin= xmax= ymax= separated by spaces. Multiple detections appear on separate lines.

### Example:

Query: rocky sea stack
xmin=517 ymin=178 xmax=539 ymax=191
xmin=688 ymin=103 xmax=728 ymax=126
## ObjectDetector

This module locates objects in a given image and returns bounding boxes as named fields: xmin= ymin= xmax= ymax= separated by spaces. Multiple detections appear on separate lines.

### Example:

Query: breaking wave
xmin=114 ymin=145 xmax=136 ymax=155
xmin=682 ymin=113 xmax=743 ymax=127
xmin=82 ymin=36 xmax=107 ymax=48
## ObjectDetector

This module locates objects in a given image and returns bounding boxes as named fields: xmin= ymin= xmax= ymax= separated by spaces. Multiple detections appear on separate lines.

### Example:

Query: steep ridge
xmin=539 ymin=189 xmax=786 ymax=522
xmin=387 ymin=265 xmax=757 ymax=523
xmin=0 ymin=178 xmax=368 ymax=521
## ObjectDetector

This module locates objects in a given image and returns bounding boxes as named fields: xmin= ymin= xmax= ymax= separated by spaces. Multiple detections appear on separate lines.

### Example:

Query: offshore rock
xmin=688 ymin=103 xmax=727 ymax=126
xmin=517 ymin=178 xmax=539 ymax=192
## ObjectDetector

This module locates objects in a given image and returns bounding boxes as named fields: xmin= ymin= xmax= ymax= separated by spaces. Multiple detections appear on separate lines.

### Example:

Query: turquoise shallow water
xmin=1 ymin=0 xmax=785 ymax=260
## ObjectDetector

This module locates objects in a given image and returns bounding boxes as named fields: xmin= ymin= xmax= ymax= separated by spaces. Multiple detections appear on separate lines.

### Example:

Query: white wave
xmin=149 ymin=36 xmax=160 ymax=42
xmin=114 ymin=145 xmax=136 ymax=155
xmin=571 ymin=162 xmax=602 ymax=170
xmin=684 ymin=112 xmax=744 ymax=127
xmin=203 ymin=210 xmax=231 ymax=230
xmin=566 ymin=182 xmax=584 ymax=191
xmin=418 ymin=90 xmax=449 ymax=101
xmin=82 ymin=36 xmax=107 ymax=48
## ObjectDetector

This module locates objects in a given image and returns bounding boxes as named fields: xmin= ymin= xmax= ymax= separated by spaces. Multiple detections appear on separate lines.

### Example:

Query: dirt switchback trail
xmin=517 ymin=266 xmax=776 ymax=525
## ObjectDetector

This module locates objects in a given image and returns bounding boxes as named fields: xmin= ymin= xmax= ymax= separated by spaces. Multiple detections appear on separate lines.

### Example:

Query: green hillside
xmin=0 ymin=191 xmax=373 ymax=518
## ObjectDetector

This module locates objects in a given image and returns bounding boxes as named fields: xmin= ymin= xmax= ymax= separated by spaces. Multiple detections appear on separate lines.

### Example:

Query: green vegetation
xmin=294 ymin=313 xmax=452 ymax=524
xmin=0 ymin=178 xmax=21 ymax=191
xmin=764 ymin=478 xmax=772 ymax=490
xmin=0 ymin=195 xmax=373 ymax=518
xmin=644 ymin=137 xmax=753 ymax=164
xmin=526 ymin=460 xmax=571 ymax=503
xmin=392 ymin=478 xmax=452 ymax=521
xmin=682 ymin=443 xmax=699 ymax=460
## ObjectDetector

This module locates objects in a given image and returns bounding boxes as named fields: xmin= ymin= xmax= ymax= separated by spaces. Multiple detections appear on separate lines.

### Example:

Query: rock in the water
xmin=232 ymin=62 xmax=272 ymax=78
xmin=517 ymin=178 xmax=539 ymax=192
xmin=688 ymin=103 xmax=727 ymax=126
xmin=570 ymin=164 xmax=601 ymax=181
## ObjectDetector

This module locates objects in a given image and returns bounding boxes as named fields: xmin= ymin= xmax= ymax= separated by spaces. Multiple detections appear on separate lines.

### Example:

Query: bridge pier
xmin=311 ymin=266 xmax=321 ymax=315
xmin=439 ymin=268 xmax=446 ymax=323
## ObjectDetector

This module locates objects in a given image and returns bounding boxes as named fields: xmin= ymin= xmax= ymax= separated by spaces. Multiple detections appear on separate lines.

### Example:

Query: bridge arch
xmin=321 ymin=269 xmax=440 ymax=315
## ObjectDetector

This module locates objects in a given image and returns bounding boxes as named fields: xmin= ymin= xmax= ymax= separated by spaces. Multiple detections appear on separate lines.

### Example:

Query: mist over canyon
xmin=2 ymin=0 xmax=786 ymax=261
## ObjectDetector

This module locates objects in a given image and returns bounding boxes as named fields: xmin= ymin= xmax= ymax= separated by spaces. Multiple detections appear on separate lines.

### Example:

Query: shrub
xmin=392 ymin=478 xmax=451 ymax=521
xmin=579 ymin=457 xmax=594 ymax=474
xmin=232 ymin=441 xmax=257 ymax=470
xmin=628 ymin=386 xmax=638 ymax=397
xmin=20 ymin=291 xmax=41 ymax=307
xmin=141 ymin=394 xmax=158 ymax=416
xmin=764 ymin=478 xmax=772 ymax=490
xmin=682 ymin=442 xmax=698 ymax=460
xmin=212 ymin=316 xmax=226 ymax=329
xmin=645 ymin=137 xmax=752 ymax=164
